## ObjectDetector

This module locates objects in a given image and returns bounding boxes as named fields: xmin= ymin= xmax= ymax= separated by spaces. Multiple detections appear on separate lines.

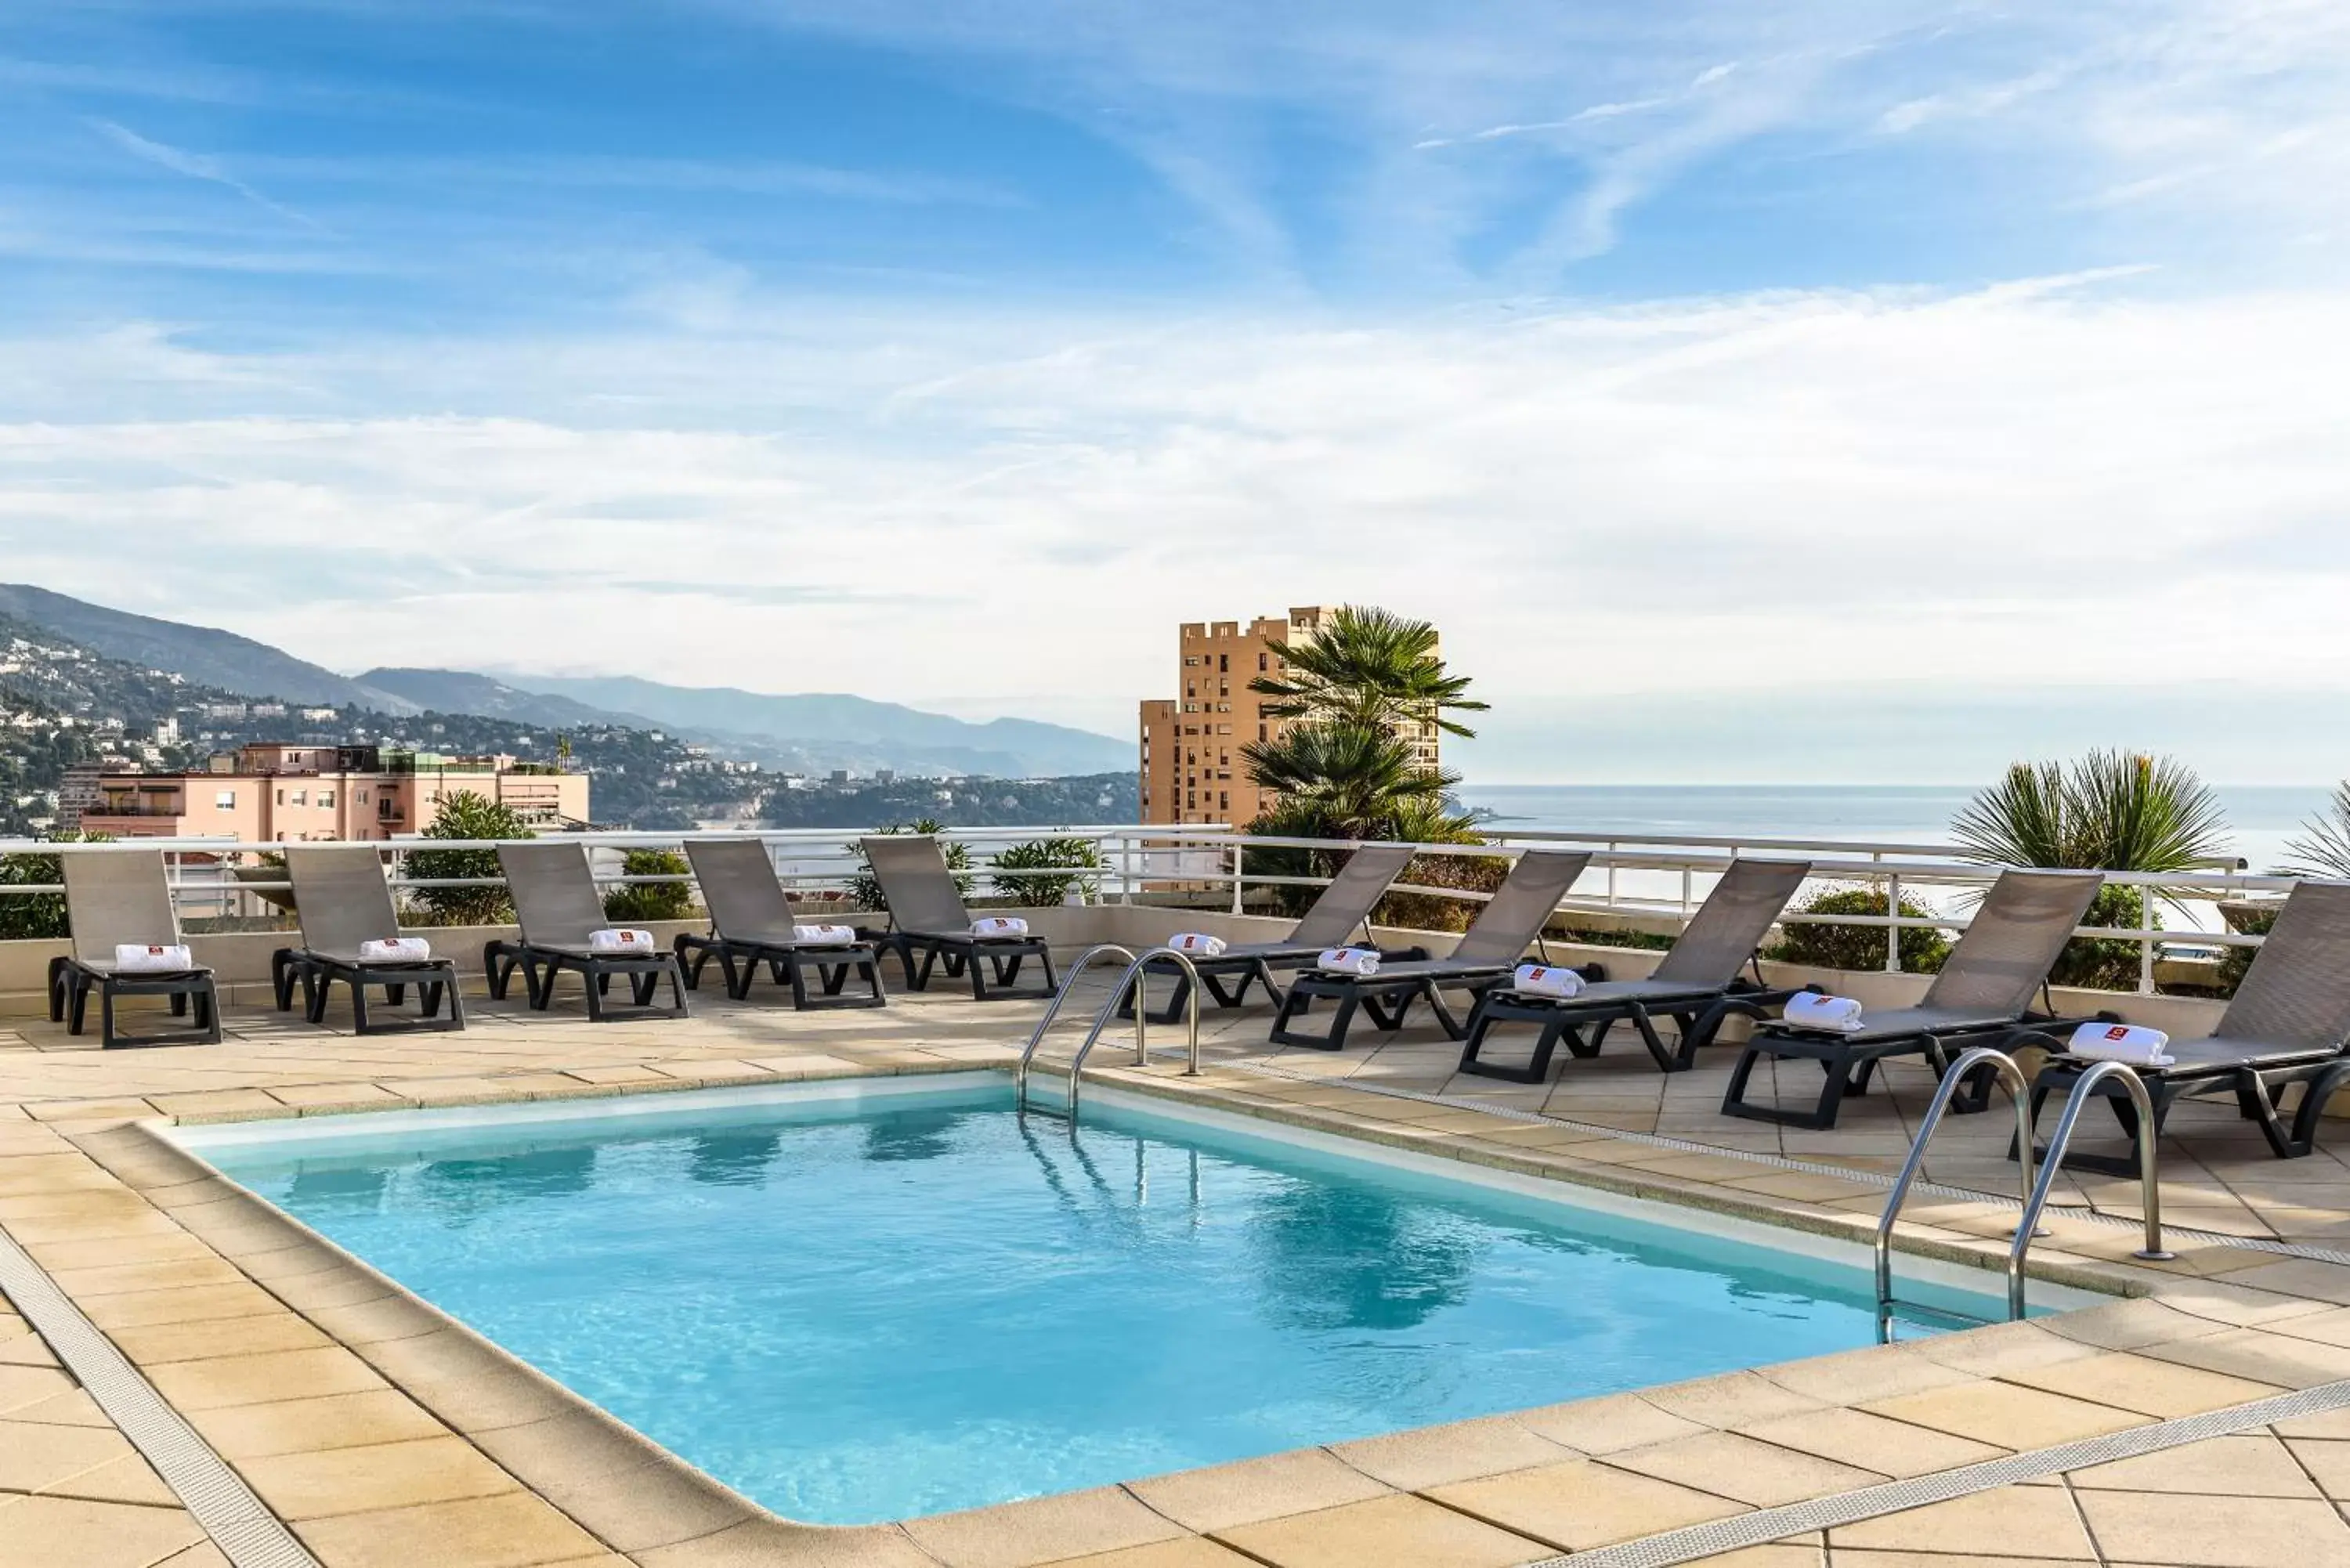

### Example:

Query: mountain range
xmin=0 ymin=585 xmax=1128 ymax=778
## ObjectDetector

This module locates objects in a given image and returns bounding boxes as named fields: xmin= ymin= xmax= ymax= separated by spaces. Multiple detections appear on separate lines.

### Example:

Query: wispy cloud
xmin=88 ymin=118 xmax=327 ymax=231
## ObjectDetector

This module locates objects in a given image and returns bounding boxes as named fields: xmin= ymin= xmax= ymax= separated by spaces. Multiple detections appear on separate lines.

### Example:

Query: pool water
xmin=190 ymin=1078 xmax=2005 ymax=1523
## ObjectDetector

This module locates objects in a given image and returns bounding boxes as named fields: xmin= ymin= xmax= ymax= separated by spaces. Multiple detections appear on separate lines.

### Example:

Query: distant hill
xmin=0 ymin=586 xmax=1131 ymax=780
xmin=0 ymin=583 xmax=416 ymax=713
xmin=355 ymin=668 xmax=658 ymax=732
xmin=502 ymin=674 xmax=1130 ymax=778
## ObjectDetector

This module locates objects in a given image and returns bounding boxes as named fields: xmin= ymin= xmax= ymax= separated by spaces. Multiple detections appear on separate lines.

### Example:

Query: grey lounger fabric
xmin=1721 ymin=867 xmax=2108 ymax=1129
xmin=273 ymin=845 xmax=465 ymax=1034
xmin=483 ymin=844 xmax=689 ymax=1020
xmin=1267 ymin=848 xmax=1594 ymax=1050
xmin=1457 ymin=857 xmax=1814 ymax=1080
xmin=2026 ymin=879 xmax=2350 ymax=1172
xmin=676 ymin=838 xmax=884 ymax=1009
xmin=49 ymin=850 xmax=219 ymax=1050
xmin=1126 ymin=842 xmax=1419 ymax=1018
xmin=859 ymin=834 xmax=1057 ymax=1000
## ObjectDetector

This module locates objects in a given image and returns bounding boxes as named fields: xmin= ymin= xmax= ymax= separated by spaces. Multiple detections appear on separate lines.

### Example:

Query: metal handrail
xmin=1066 ymin=946 xmax=1205 ymax=1116
xmin=1876 ymin=1047 xmax=2036 ymax=1338
xmin=1014 ymin=944 xmax=1136 ymax=1112
xmin=2016 ymin=1060 xmax=2175 ymax=1266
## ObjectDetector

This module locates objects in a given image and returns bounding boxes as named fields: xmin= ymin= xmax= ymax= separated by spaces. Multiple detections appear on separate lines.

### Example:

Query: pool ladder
xmin=1014 ymin=945 xmax=1203 ymax=1119
xmin=1876 ymin=1047 xmax=2172 ymax=1342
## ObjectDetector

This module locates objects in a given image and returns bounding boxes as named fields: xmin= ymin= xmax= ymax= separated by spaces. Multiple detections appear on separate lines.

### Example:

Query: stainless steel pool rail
xmin=1014 ymin=945 xmax=1204 ymax=1118
xmin=2018 ymin=1059 xmax=2175 ymax=1267
xmin=1876 ymin=1047 xmax=2173 ymax=1339
xmin=1015 ymin=944 xmax=1135 ymax=1112
xmin=1876 ymin=1047 xmax=2035 ymax=1337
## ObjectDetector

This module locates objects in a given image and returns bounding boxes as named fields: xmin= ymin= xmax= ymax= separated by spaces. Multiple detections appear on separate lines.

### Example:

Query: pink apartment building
xmin=76 ymin=743 xmax=590 ymax=842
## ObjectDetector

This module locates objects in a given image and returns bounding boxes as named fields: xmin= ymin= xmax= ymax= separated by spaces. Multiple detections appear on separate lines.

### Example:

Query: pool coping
xmin=31 ymin=1057 xmax=2350 ymax=1568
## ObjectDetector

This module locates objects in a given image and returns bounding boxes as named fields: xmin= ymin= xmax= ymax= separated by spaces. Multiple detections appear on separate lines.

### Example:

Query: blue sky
xmin=3 ymin=2 xmax=2348 ymax=780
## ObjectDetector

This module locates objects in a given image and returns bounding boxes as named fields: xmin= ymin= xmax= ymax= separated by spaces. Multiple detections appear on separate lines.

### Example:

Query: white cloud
xmin=87 ymin=117 xmax=323 ymax=231
xmin=4 ymin=275 xmax=2348 ymax=771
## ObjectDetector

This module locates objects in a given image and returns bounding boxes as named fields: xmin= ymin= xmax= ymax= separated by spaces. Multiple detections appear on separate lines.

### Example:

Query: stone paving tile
xmin=1212 ymin=1492 xmax=1549 ymax=1568
xmin=1600 ymin=1429 xmax=1885 ymax=1507
xmin=1122 ymin=1449 xmax=1393 ymax=1533
xmin=1426 ymin=1457 xmax=1746 ymax=1552
xmin=1998 ymin=1351 xmax=2285 ymax=1418
xmin=1860 ymin=1380 xmax=2151 ymax=1448
xmin=901 ymin=1486 xmax=1190 ymax=1568
xmin=1328 ymin=1414 xmax=1579 ymax=1490
xmin=2072 ymin=1489 xmax=2350 ymax=1567
xmin=1828 ymin=1486 xmax=2099 ymax=1559
xmin=289 ymin=1490 xmax=611 ymax=1568
xmin=1734 ymin=1407 xmax=2008 ymax=1478
xmin=2068 ymin=1433 xmax=2320 ymax=1497
xmin=0 ymin=1494 xmax=209 ymax=1568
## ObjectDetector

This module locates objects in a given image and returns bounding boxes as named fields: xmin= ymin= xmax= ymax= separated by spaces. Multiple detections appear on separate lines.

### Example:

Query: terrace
xmin=3 ymin=827 xmax=2349 ymax=1568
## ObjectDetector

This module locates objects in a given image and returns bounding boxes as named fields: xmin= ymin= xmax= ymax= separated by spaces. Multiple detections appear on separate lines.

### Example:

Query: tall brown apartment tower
xmin=1138 ymin=606 xmax=1441 ymax=826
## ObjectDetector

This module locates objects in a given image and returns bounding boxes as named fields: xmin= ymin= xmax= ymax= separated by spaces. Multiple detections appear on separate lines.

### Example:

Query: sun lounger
xmin=483 ymin=844 xmax=689 ymax=1021
xmin=1121 ymin=843 xmax=1419 ymax=1022
xmin=47 ymin=850 xmax=219 ymax=1050
xmin=1720 ymin=868 xmax=2107 ymax=1130
xmin=674 ymin=839 xmax=885 ymax=1010
xmin=270 ymin=846 xmax=465 ymax=1035
xmin=1267 ymin=848 xmax=1594 ymax=1051
xmin=858 ymin=835 xmax=1058 ymax=1000
xmin=1456 ymin=858 xmax=1815 ymax=1082
xmin=2018 ymin=880 xmax=2350 ymax=1175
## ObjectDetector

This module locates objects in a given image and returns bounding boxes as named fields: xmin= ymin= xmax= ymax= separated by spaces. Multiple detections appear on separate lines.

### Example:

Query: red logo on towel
xmin=2105 ymin=1025 xmax=2128 ymax=1039
xmin=147 ymin=946 xmax=164 ymax=955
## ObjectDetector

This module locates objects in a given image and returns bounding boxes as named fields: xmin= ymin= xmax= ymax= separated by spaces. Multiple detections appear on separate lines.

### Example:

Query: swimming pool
xmin=179 ymin=1075 xmax=2030 ymax=1524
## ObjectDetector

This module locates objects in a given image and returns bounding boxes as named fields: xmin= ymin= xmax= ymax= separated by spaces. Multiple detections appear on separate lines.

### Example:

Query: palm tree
xmin=1249 ymin=605 xmax=1487 ymax=739
xmin=1239 ymin=723 xmax=1452 ymax=841
xmin=1951 ymin=750 xmax=2232 ymax=988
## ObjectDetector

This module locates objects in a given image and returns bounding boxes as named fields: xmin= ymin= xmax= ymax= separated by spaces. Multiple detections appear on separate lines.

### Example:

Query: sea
xmin=1452 ymin=785 xmax=2331 ymax=929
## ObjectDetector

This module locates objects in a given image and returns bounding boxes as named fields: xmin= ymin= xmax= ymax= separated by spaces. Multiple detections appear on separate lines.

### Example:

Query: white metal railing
xmin=0 ymin=822 xmax=2299 ymax=996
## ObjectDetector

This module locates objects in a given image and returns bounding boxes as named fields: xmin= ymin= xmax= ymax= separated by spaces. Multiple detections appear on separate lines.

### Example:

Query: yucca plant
xmin=1951 ymin=751 xmax=2232 ymax=989
xmin=2280 ymin=782 xmax=2350 ymax=877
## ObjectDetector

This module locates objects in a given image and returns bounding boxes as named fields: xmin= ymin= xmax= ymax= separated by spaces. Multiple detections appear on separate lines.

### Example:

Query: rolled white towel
xmin=114 ymin=943 xmax=192 ymax=974
xmin=1511 ymin=963 xmax=1585 ymax=999
xmin=588 ymin=928 xmax=656 ymax=953
xmin=971 ymin=916 xmax=1029 ymax=938
xmin=793 ymin=923 xmax=857 ymax=947
xmin=1168 ymin=932 xmax=1227 ymax=957
xmin=1783 ymin=992 xmax=1865 ymax=1032
xmin=2066 ymin=1022 xmax=2175 ymax=1068
xmin=357 ymin=936 xmax=432 ymax=963
xmin=1318 ymin=946 xmax=1380 ymax=976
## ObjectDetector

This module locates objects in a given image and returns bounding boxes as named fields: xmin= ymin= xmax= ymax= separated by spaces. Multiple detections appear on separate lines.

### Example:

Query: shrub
xmin=2050 ymin=883 xmax=2146 ymax=992
xmin=846 ymin=819 xmax=972 ymax=912
xmin=404 ymin=792 xmax=533 ymax=926
xmin=1768 ymin=885 xmax=1951 ymax=974
xmin=602 ymin=848 xmax=696 ymax=923
xmin=990 ymin=836 xmax=1103 ymax=907
xmin=0 ymin=829 xmax=110 ymax=941
xmin=1376 ymin=848 xmax=1510 ymax=934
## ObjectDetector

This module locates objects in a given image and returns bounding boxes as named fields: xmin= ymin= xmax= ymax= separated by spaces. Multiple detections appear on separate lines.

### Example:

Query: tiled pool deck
xmin=6 ymin=968 xmax=2350 ymax=1568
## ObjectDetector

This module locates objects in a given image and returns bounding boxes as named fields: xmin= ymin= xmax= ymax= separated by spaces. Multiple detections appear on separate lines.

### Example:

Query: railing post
xmin=1679 ymin=865 xmax=1691 ymax=916
xmin=1119 ymin=833 xmax=1133 ymax=906
xmin=2139 ymin=886 xmax=2157 ymax=995
xmin=1885 ymin=873 xmax=1904 ymax=974
xmin=1231 ymin=844 xmax=1243 ymax=916
xmin=1606 ymin=845 xmax=1618 ymax=908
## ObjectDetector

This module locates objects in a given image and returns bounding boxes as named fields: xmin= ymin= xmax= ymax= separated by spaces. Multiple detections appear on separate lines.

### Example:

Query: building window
xmin=1258 ymin=653 xmax=1267 ymax=671
xmin=290 ymin=789 xmax=307 ymax=806
xmin=1218 ymin=653 xmax=1228 ymax=673
xmin=1258 ymin=724 xmax=1267 ymax=742
xmin=214 ymin=790 xmax=235 ymax=809
xmin=1219 ymin=791 xmax=1229 ymax=811
xmin=275 ymin=789 xmax=284 ymax=805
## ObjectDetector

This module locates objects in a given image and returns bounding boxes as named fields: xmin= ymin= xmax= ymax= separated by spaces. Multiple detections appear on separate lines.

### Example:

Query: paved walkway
xmin=2 ymin=970 xmax=2348 ymax=1568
